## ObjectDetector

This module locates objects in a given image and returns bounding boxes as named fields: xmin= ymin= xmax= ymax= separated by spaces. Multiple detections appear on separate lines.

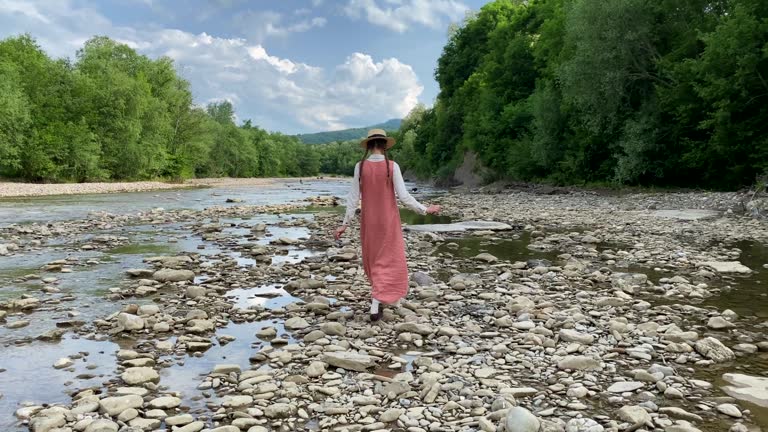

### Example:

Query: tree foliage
xmin=400 ymin=0 xmax=768 ymax=189
xmin=0 ymin=34 xmax=357 ymax=182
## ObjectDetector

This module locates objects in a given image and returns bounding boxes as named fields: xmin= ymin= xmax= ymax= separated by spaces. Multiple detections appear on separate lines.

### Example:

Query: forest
xmin=2 ymin=0 xmax=767 ymax=189
xmin=397 ymin=0 xmax=768 ymax=189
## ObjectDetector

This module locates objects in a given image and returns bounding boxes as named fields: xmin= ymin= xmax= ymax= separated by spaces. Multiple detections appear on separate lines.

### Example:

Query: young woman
xmin=334 ymin=129 xmax=441 ymax=321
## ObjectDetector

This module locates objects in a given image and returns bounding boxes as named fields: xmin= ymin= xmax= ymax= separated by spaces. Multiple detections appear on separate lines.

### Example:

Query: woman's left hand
xmin=426 ymin=205 xmax=442 ymax=215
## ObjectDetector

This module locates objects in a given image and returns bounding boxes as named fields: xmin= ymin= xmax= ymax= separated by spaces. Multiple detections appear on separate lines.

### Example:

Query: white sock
xmin=370 ymin=299 xmax=380 ymax=314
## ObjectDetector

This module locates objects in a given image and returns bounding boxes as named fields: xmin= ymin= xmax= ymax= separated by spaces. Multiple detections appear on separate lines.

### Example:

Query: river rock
xmin=380 ymin=408 xmax=405 ymax=423
xmin=322 ymin=351 xmax=377 ymax=371
xmin=7 ymin=320 xmax=29 ymax=329
xmin=148 ymin=396 xmax=181 ymax=409
xmin=99 ymin=395 xmax=144 ymax=416
xmin=412 ymin=272 xmax=435 ymax=286
xmin=222 ymin=395 xmax=253 ymax=408
xmin=665 ymin=426 xmax=703 ymax=432
xmin=166 ymin=414 xmax=194 ymax=426
xmin=153 ymin=268 xmax=195 ymax=282
xmin=716 ymin=403 xmax=742 ymax=418
xmin=607 ymin=381 xmax=644 ymax=393
xmin=138 ymin=304 xmax=160 ymax=316
xmin=53 ymin=357 xmax=73 ymax=369
xmin=185 ymin=286 xmax=206 ymax=299
xmin=566 ymin=418 xmax=604 ymax=432
xmin=618 ymin=405 xmax=652 ymax=426
xmin=722 ymin=373 xmax=768 ymax=408
xmin=285 ymin=317 xmax=310 ymax=330
xmin=176 ymin=422 xmax=205 ymax=432
xmin=257 ymin=326 xmax=277 ymax=338
xmin=30 ymin=414 xmax=66 ymax=432
xmin=707 ymin=316 xmax=735 ymax=330
xmin=504 ymin=406 xmax=540 ymax=432
xmin=264 ymin=403 xmax=295 ymax=418
xmin=121 ymin=367 xmax=159 ymax=385
xmin=321 ymin=322 xmax=346 ymax=336
xmin=117 ymin=409 xmax=138 ymax=422
xmin=213 ymin=364 xmax=241 ymax=374
xmin=129 ymin=417 xmax=161 ymax=429
xmin=126 ymin=269 xmax=154 ymax=278
xmin=557 ymin=356 xmax=602 ymax=371
xmin=306 ymin=361 xmax=327 ymax=378
xmin=394 ymin=322 xmax=434 ymax=335
xmin=117 ymin=313 xmax=145 ymax=331
xmin=700 ymin=261 xmax=751 ymax=274
xmin=559 ymin=329 xmax=594 ymax=345
xmin=658 ymin=407 xmax=703 ymax=422
xmin=695 ymin=337 xmax=735 ymax=362
xmin=187 ymin=319 xmax=215 ymax=333
xmin=474 ymin=253 xmax=498 ymax=263
xmin=405 ymin=220 xmax=512 ymax=232
xmin=84 ymin=419 xmax=119 ymax=432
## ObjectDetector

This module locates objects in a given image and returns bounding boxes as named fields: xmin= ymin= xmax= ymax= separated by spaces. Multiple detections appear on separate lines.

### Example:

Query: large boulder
xmin=695 ymin=337 xmax=735 ymax=362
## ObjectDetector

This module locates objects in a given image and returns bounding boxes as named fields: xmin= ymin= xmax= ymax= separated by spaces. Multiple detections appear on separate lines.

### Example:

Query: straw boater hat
xmin=360 ymin=129 xmax=396 ymax=149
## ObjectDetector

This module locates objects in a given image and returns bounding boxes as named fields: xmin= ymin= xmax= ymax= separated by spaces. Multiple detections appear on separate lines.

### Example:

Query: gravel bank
xmin=0 ymin=177 xmax=323 ymax=198
xmin=2 ymin=189 xmax=767 ymax=432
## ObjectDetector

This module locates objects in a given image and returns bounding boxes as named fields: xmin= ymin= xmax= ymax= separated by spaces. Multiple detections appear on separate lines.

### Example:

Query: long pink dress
xmin=360 ymin=160 xmax=409 ymax=304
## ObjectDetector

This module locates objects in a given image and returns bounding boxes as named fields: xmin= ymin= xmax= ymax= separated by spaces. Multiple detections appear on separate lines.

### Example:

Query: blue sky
xmin=0 ymin=0 xmax=489 ymax=133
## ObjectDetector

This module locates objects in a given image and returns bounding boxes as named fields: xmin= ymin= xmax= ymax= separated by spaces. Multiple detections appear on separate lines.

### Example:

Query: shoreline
xmin=0 ymin=177 xmax=342 ymax=199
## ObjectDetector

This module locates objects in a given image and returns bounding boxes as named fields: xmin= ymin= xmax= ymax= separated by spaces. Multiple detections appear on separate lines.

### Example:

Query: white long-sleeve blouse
xmin=342 ymin=154 xmax=427 ymax=226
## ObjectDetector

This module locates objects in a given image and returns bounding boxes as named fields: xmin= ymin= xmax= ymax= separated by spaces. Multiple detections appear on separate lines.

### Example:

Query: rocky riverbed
xmin=1 ymin=183 xmax=767 ymax=432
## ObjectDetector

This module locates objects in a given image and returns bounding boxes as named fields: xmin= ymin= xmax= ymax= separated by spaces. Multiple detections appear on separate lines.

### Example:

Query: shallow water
xmin=157 ymin=319 xmax=292 ymax=416
xmin=0 ymin=179 xmax=441 ymax=227
xmin=434 ymin=232 xmax=560 ymax=264
xmin=0 ymin=335 xmax=126 ymax=431
xmin=702 ymin=240 xmax=768 ymax=318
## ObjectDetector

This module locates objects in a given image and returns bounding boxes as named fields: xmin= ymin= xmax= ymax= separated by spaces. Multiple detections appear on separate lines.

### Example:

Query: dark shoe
xmin=370 ymin=304 xmax=384 ymax=322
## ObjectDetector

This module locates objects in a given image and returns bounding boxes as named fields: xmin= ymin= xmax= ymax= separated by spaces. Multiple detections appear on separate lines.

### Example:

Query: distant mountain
xmin=296 ymin=119 xmax=402 ymax=145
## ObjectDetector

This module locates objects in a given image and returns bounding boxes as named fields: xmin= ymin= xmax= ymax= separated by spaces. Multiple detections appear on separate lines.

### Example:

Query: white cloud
xmin=234 ymin=10 xmax=326 ymax=42
xmin=0 ymin=0 xmax=423 ymax=132
xmin=344 ymin=0 xmax=468 ymax=32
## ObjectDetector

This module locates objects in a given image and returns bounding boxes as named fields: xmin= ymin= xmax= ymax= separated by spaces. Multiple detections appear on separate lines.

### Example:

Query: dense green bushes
xmin=398 ymin=0 xmax=768 ymax=189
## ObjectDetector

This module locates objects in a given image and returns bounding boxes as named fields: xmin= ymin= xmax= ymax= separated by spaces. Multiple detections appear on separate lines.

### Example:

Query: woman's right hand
xmin=426 ymin=205 xmax=441 ymax=215
xmin=334 ymin=225 xmax=347 ymax=240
